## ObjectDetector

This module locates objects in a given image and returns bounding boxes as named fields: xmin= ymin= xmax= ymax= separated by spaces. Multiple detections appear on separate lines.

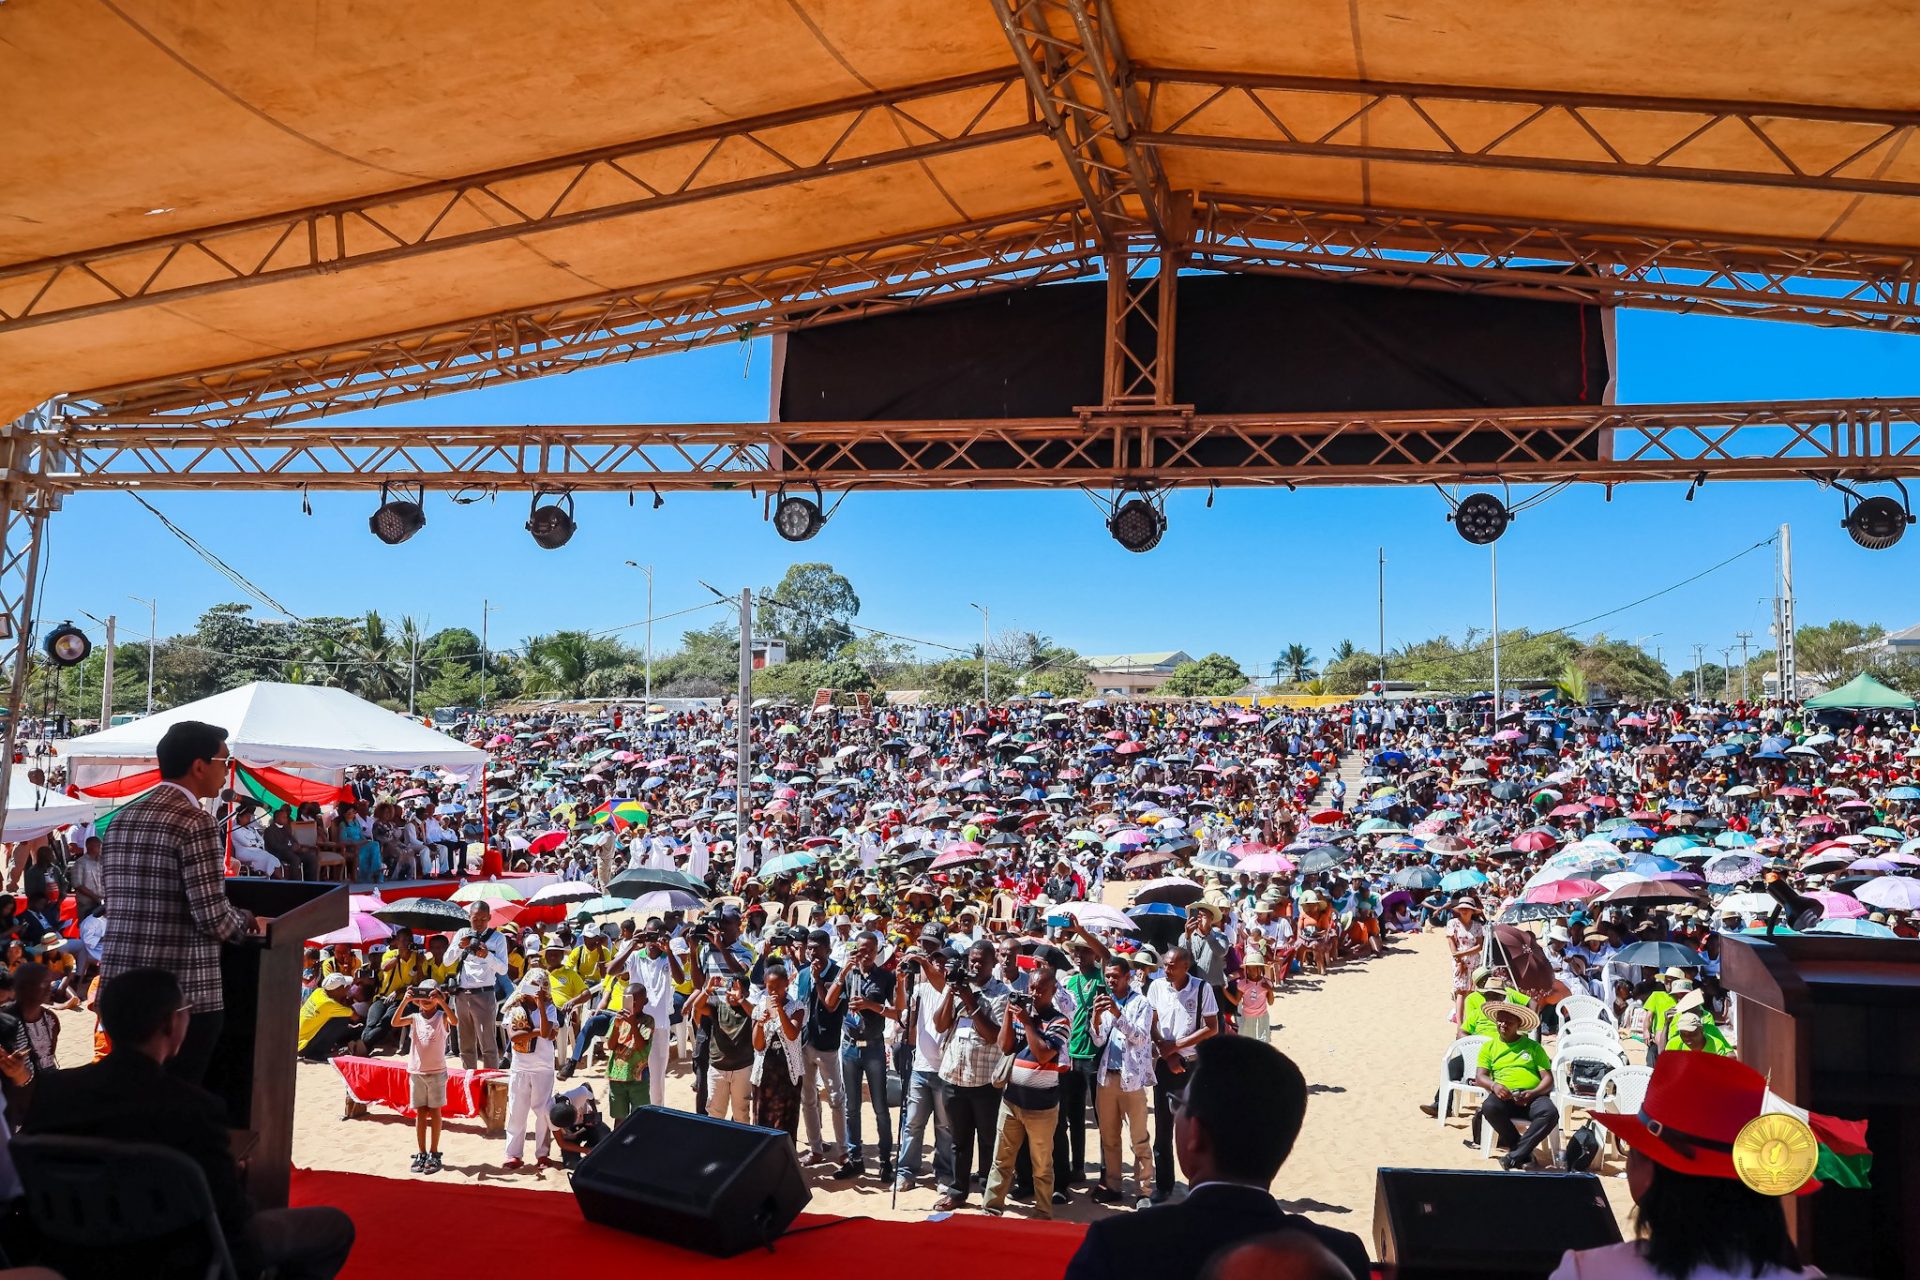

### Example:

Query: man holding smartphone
xmin=452 ymin=903 xmax=508 ymax=1070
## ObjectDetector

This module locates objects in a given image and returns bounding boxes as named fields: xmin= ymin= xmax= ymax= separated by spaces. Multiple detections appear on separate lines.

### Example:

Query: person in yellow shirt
xmin=422 ymin=935 xmax=461 ymax=988
xmin=297 ymin=973 xmax=362 ymax=1060
xmin=319 ymin=944 xmax=364 ymax=983
xmin=567 ymin=933 xmax=610 ymax=983
xmin=362 ymin=932 xmax=428 ymax=1056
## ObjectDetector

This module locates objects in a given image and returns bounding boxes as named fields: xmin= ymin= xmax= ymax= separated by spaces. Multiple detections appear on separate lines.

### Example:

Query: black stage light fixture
xmin=1842 ymin=494 xmax=1912 ymax=550
xmin=368 ymin=483 xmax=427 ymax=545
xmin=43 ymin=621 xmax=90 ymax=667
xmin=1108 ymin=495 xmax=1166 ymax=553
xmin=527 ymin=492 xmax=578 ymax=550
xmin=1451 ymin=492 xmax=1511 ymax=545
xmin=773 ymin=494 xmax=824 ymax=542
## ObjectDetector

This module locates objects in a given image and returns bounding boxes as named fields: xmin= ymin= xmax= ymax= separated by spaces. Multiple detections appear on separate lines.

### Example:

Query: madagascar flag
xmin=1763 ymin=1090 xmax=1873 ymax=1189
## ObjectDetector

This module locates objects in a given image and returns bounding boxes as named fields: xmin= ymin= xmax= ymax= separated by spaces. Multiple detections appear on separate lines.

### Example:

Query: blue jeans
xmin=841 ymin=1039 xmax=893 ymax=1165
xmin=357 ymin=842 xmax=382 ymax=881
xmin=896 ymin=1068 xmax=952 ymax=1189
xmin=571 ymin=1010 xmax=614 ymax=1065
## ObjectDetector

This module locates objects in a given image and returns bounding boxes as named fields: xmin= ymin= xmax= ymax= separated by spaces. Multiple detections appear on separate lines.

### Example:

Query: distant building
xmin=1849 ymin=621 xmax=1920 ymax=664
xmin=751 ymin=638 xmax=787 ymax=670
xmin=1082 ymin=650 xmax=1193 ymax=697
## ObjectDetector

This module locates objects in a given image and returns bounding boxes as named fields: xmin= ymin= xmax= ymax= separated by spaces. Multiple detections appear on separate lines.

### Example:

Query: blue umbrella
xmin=1652 ymin=836 xmax=1700 ymax=858
xmin=641 ymin=776 xmax=667 ymax=790
xmin=1440 ymin=869 xmax=1489 ymax=891
xmin=1092 ymin=772 xmax=1119 ymax=786
xmin=1714 ymin=831 xmax=1758 ymax=848
xmin=1751 ymin=751 xmax=1789 ymax=763
xmin=1613 ymin=825 xmax=1660 ymax=841
xmin=1194 ymin=848 xmax=1237 ymax=871
xmin=759 ymin=851 xmax=819 ymax=877
xmin=1810 ymin=917 xmax=1898 ymax=938
xmin=1664 ymin=798 xmax=1705 ymax=813
xmin=1391 ymin=865 xmax=1442 ymax=890
xmin=1610 ymin=940 xmax=1706 ymax=969
xmin=1373 ymin=750 xmax=1409 ymax=767
xmin=1670 ymin=732 xmax=1699 ymax=743
xmin=1886 ymin=786 xmax=1920 ymax=801
xmin=1628 ymin=854 xmax=1683 ymax=876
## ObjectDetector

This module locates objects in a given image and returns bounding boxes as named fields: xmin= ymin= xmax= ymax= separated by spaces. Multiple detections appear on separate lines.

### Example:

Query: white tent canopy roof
xmin=60 ymin=682 xmax=486 ymax=788
xmin=4 ymin=767 xmax=101 ymax=843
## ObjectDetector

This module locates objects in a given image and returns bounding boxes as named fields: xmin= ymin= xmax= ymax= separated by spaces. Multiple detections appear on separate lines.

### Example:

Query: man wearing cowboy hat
xmin=1471 ymin=1000 xmax=1558 ymax=1170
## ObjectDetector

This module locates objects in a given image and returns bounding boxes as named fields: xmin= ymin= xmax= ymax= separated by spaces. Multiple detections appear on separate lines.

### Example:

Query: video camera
xmin=944 ymin=955 xmax=977 ymax=991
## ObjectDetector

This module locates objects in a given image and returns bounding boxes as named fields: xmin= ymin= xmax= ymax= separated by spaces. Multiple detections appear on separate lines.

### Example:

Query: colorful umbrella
xmin=451 ymin=881 xmax=523 ymax=904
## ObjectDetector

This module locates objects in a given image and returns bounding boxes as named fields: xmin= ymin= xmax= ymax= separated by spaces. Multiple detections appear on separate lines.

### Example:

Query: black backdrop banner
xmin=775 ymin=272 xmax=1612 ymax=423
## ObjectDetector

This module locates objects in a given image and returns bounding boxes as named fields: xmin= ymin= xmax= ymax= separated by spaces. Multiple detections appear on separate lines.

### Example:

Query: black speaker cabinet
xmin=1374 ymin=1168 xmax=1622 ymax=1280
xmin=570 ymin=1107 xmax=810 ymax=1256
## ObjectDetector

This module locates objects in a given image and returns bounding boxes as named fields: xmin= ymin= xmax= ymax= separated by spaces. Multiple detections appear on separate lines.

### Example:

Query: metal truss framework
xmin=0 ymin=70 xmax=1038 ymax=334
xmin=0 ymin=407 xmax=57 ymax=825
xmin=74 ymin=206 xmax=1098 ymax=427
xmin=49 ymin=398 xmax=1920 ymax=491
xmin=1188 ymin=198 xmax=1920 ymax=331
xmin=1135 ymin=69 xmax=1920 ymax=199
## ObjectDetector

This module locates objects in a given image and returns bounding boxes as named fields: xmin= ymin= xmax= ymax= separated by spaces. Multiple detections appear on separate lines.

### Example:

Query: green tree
xmin=921 ymin=658 xmax=1017 ymax=704
xmin=1160 ymin=653 xmax=1249 ymax=697
xmin=517 ymin=631 xmax=639 ymax=699
xmin=651 ymin=621 xmax=740 ymax=692
xmin=989 ymin=630 xmax=1093 ymax=698
xmin=1272 ymin=644 xmax=1315 ymax=683
xmin=1794 ymin=619 xmax=1885 ymax=687
xmin=757 ymin=563 xmax=860 ymax=659
xmin=1321 ymin=650 xmax=1383 ymax=695
xmin=1329 ymin=638 xmax=1358 ymax=664
xmin=1567 ymin=635 xmax=1672 ymax=701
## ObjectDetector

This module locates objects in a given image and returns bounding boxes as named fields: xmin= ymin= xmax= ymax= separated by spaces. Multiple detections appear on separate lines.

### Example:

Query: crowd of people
xmin=1 ymin=689 xmax=1905 ymax=1278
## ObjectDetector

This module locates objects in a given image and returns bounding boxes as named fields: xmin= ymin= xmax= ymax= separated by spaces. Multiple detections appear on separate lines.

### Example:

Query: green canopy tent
xmin=1804 ymin=673 xmax=1918 ymax=711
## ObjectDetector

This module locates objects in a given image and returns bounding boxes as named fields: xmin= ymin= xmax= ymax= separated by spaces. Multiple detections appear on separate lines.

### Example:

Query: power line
xmin=126 ymin=494 xmax=300 ymax=620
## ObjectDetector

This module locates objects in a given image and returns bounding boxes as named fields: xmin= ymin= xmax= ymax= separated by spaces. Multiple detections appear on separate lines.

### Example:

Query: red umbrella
xmin=1308 ymin=809 xmax=1346 ymax=825
xmin=528 ymin=830 xmax=568 ymax=856
xmin=1548 ymin=803 xmax=1590 ymax=817
xmin=1115 ymin=742 xmax=1145 ymax=756
xmin=1774 ymin=785 xmax=1812 ymax=798
xmin=1513 ymin=830 xmax=1559 ymax=853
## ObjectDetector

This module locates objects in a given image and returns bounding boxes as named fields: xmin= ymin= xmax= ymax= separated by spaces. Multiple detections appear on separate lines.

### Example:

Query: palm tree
xmin=1276 ymin=643 xmax=1316 ymax=683
xmin=397 ymin=615 xmax=426 ymax=713
xmin=518 ymin=631 xmax=618 ymax=699
xmin=1330 ymin=638 xmax=1358 ymax=664
xmin=350 ymin=611 xmax=404 ymax=703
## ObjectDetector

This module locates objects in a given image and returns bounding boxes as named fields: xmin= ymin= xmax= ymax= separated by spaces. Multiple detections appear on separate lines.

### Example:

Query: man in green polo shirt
xmin=1664 ymin=1010 xmax=1734 ymax=1056
xmin=1472 ymin=1001 xmax=1558 ymax=1171
xmin=1055 ymin=927 xmax=1112 ymax=1188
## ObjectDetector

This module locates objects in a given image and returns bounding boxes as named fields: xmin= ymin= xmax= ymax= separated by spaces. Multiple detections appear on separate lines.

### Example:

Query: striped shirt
xmin=1004 ymin=1005 xmax=1068 ymax=1110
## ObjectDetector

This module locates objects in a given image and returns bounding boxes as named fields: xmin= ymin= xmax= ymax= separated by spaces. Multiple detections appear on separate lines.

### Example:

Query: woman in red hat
xmin=1551 ymin=1051 xmax=1819 ymax=1279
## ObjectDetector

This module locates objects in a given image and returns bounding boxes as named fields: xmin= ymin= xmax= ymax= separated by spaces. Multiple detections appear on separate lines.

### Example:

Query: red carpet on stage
xmin=292 ymin=1168 xmax=1088 ymax=1279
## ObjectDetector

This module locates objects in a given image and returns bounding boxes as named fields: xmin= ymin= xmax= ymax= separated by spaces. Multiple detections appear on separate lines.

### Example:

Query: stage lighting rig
xmin=1836 ymin=481 xmax=1914 ymax=550
xmin=773 ymin=490 xmax=824 ymax=542
xmin=1108 ymin=491 xmax=1167 ymax=553
xmin=1448 ymin=492 xmax=1512 ymax=545
xmin=526 ymin=491 xmax=578 ymax=549
xmin=43 ymin=622 xmax=90 ymax=667
xmin=368 ymin=483 xmax=427 ymax=545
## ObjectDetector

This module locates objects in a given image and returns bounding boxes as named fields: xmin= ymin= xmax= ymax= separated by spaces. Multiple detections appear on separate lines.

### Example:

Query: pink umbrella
xmin=1115 ymin=742 xmax=1145 ymax=756
xmin=1229 ymin=842 xmax=1275 ymax=858
xmin=1493 ymin=728 xmax=1525 ymax=742
xmin=1525 ymin=879 xmax=1602 ymax=905
xmin=347 ymin=893 xmax=386 ymax=914
xmin=612 ymin=751 xmax=639 ymax=762
xmin=1548 ymin=803 xmax=1589 ymax=817
xmin=931 ymin=842 xmax=986 ymax=869
xmin=487 ymin=734 xmax=513 ymax=747
xmin=310 ymin=912 xmax=393 ymax=946
xmin=1235 ymin=852 xmax=1297 ymax=874
xmin=1110 ymin=829 xmax=1154 ymax=847
xmin=1805 ymin=890 xmax=1867 ymax=920
xmin=1513 ymin=830 xmax=1560 ymax=853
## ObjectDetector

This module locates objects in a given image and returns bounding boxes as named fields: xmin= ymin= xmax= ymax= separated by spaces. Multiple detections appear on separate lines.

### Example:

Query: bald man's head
xmin=1199 ymin=1231 xmax=1355 ymax=1280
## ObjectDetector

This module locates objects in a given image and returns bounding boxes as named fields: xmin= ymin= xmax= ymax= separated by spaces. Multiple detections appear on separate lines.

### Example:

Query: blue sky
xmin=41 ymin=305 xmax=1920 ymax=678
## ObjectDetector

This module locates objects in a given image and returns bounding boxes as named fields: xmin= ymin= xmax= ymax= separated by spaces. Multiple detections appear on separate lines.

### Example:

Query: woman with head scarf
xmin=501 ymin=968 xmax=560 ymax=1170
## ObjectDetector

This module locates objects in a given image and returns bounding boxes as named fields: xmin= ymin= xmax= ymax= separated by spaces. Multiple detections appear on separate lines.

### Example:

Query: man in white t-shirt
xmin=892 ymin=946 xmax=952 ymax=1194
xmin=1144 ymin=944 xmax=1219 ymax=1204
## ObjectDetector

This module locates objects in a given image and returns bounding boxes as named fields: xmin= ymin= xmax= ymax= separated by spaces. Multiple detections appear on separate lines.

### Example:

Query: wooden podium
xmin=1720 ymin=932 xmax=1920 ymax=1280
xmin=204 ymin=879 xmax=347 ymax=1209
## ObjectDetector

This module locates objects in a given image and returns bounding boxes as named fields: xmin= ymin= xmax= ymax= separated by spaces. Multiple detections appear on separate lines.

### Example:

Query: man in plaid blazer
xmin=101 ymin=720 xmax=262 ymax=1085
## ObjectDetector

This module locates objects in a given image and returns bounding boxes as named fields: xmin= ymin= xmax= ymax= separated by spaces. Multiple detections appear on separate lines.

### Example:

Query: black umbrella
xmin=1294 ymin=845 xmax=1353 ymax=874
xmin=607 ymin=868 xmax=709 ymax=899
xmin=984 ymin=831 xmax=1023 ymax=848
xmin=1489 ymin=782 xmax=1527 ymax=801
xmin=1610 ymin=940 xmax=1707 ymax=969
xmin=372 ymin=897 xmax=471 ymax=932
xmin=1497 ymin=901 xmax=1573 ymax=923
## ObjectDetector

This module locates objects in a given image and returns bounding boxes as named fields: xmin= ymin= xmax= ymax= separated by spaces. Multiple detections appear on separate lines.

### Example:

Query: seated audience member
xmin=229 ymin=800 xmax=278 ymax=877
xmin=1061 ymin=1036 xmax=1369 ymax=1280
xmin=1472 ymin=1000 xmax=1558 ymax=1170
xmin=25 ymin=967 xmax=355 ymax=1280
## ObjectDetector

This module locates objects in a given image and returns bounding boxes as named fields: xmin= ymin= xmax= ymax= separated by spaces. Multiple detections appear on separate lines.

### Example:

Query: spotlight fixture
xmin=368 ymin=482 xmax=427 ymax=545
xmin=526 ymin=492 xmax=577 ymax=550
xmin=773 ymin=493 xmax=824 ymax=542
xmin=1450 ymin=492 xmax=1511 ymax=545
xmin=1108 ymin=494 xmax=1166 ymax=553
xmin=43 ymin=621 xmax=90 ymax=667
xmin=1841 ymin=494 xmax=1912 ymax=550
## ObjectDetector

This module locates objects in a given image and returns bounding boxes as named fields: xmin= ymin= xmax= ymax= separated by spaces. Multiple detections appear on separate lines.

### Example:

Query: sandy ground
xmin=54 ymin=928 xmax=1634 ymax=1248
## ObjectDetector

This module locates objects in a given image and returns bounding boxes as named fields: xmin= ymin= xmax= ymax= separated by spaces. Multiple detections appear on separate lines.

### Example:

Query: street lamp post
xmin=129 ymin=595 xmax=156 ymax=714
xmin=624 ymin=561 xmax=654 ymax=704
xmin=969 ymin=602 xmax=989 ymax=703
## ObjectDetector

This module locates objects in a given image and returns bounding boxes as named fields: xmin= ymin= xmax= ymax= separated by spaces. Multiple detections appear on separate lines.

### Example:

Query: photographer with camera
xmin=835 ymin=929 xmax=898 ymax=1183
xmin=614 ymin=917 xmax=686 ymax=1107
xmin=931 ymin=938 xmax=1009 ymax=1213
xmin=392 ymin=979 xmax=451 ymax=1174
xmin=793 ymin=928 xmax=848 ymax=1170
xmin=893 ymin=940 xmax=952 ymax=1195
xmin=982 ymin=965 xmax=1069 ymax=1218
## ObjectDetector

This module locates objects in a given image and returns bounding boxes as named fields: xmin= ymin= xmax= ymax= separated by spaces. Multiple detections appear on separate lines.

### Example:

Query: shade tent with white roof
xmin=60 ymin=681 xmax=486 ymax=792
xmin=3 ymin=768 xmax=101 ymax=842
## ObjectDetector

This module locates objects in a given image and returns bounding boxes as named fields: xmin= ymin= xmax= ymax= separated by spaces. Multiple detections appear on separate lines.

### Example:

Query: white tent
xmin=3 ymin=767 xmax=100 ymax=842
xmin=60 ymin=681 xmax=487 ymax=790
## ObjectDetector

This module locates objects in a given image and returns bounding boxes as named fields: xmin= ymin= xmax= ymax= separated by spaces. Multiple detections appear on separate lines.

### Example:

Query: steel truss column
xmin=1103 ymin=236 xmax=1180 ymax=407
xmin=0 ymin=406 xmax=57 ymax=828
xmin=990 ymin=0 xmax=1170 ymax=241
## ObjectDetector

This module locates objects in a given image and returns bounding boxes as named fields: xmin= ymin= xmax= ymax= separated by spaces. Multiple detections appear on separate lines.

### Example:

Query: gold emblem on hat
xmin=1733 ymin=1112 xmax=1819 ymax=1196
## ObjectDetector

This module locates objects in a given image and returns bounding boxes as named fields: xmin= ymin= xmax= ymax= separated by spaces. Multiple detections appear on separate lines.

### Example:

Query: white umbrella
xmin=529 ymin=881 xmax=600 ymax=904
xmin=1053 ymin=902 xmax=1137 ymax=932
xmin=1717 ymin=891 xmax=1777 ymax=916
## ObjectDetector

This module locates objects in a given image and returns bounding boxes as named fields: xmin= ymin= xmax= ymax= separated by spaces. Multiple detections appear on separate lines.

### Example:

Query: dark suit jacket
xmin=24 ymin=1050 xmax=255 ymax=1260
xmin=1062 ymin=1182 xmax=1371 ymax=1280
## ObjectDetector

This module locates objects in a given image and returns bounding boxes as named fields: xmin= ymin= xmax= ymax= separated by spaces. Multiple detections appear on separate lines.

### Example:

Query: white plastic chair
xmin=1437 ymin=1035 xmax=1490 ymax=1125
xmin=1590 ymin=1064 xmax=1654 ymax=1162
xmin=1557 ymin=994 xmax=1610 ymax=1026
xmin=1551 ymin=1046 xmax=1627 ymax=1135
xmin=1553 ymin=1027 xmax=1625 ymax=1062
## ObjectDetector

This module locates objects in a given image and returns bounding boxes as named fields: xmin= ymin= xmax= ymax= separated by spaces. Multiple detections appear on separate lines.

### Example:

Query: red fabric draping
xmin=241 ymin=764 xmax=355 ymax=807
xmin=290 ymin=1168 xmax=1088 ymax=1280
xmin=331 ymin=1055 xmax=503 ymax=1120
xmin=75 ymin=767 xmax=163 ymax=799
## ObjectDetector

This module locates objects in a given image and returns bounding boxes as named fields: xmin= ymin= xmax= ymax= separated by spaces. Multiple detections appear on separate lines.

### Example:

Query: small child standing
xmin=397 ymin=980 xmax=451 ymax=1174
xmin=1235 ymin=957 xmax=1274 ymax=1042
xmin=603 ymin=985 xmax=653 ymax=1123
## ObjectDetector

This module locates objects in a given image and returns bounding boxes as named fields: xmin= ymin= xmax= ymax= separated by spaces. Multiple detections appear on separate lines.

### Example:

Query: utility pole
xmin=969 ymin=602 xmax=990 ymax=703
xmin=99 ymin=615 xmax=115 ymax=723
xmin=1490 ymin=544 xmax=1502 ymax=713
xmin=1735 ymin=631 xmax=1753 ymax=702
xmin=1777 ymin=524 xmax=1797 ymax=703
xmin=1377 ymin=547 xmax=1388 ymax=684
xmin=1721 ymin=647 xmax=1736 ymax=700
xmin=480 ymin=598 xmax=499 ymax=717
xmin=736 ymin=587 xmax=753 ymax=865
xmin=1692 ymin=644 xmax=1706 ymax=703
xmin=129 ymin=595 xmax=155 ymax=715
xmin=406 ymin=624 xmax=421 ymax=716
xmin=625 ymin=561 xmax=654 ymax=704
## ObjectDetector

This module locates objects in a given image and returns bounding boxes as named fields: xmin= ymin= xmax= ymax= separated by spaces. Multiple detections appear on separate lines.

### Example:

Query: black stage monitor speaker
xmin=1374 ymin=1168 xmax=1622 ymax=1280
xmin=570 ymin=1107 xmax=810 ymax=1256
